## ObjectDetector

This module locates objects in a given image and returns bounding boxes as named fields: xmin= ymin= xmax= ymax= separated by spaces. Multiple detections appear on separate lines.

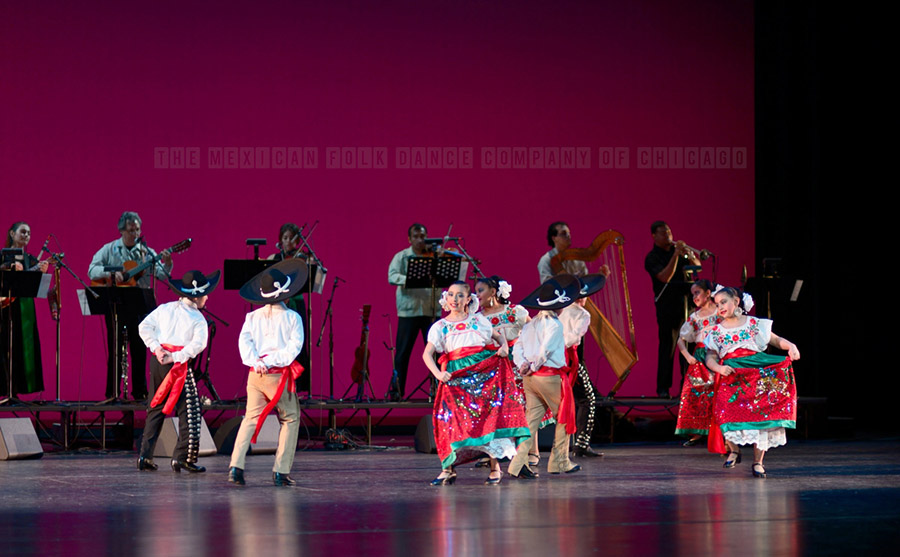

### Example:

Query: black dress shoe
xmin=573 ymin=446 xmax=604 ymax=458
xmin=171 ymin=459 xmax=206 ymax=473
xmin=137 ymin=456 xmax=158 ymax=471
xmin=430 ymin=471 xmax=457 ymax=486
xmin=723 ymin=451 xmax=742 ymax=469
xmin=508 ymin=465 xmax=538 ymax=480
xmin=228 ymin=467 xmax=245 ymax=485
xmin=273 ymin=472 xmax=297 ymax=486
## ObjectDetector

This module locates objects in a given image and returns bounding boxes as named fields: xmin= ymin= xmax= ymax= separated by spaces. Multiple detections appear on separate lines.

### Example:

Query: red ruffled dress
xmin=428 ymin=314 xmax=531 ymax=469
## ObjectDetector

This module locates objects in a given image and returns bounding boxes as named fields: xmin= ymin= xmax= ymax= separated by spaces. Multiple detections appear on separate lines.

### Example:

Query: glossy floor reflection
xmin=1 ymin=439 xmax=898 ymax=556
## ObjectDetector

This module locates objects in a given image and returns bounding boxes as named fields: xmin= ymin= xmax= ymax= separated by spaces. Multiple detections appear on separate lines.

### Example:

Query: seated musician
xmin=88 ymin=211 xmax=172 ymax=400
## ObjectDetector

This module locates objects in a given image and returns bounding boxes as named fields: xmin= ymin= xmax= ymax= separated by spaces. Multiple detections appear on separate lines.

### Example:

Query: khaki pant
xmin=508 ymin=374 xmax=576 ymax=475
xmin=229 ymin=372 xmax=300 ymax=474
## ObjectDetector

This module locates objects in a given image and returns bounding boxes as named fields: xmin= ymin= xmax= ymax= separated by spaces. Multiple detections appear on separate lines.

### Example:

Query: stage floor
xmin=2 ymin=439 xmax=898 ymax=556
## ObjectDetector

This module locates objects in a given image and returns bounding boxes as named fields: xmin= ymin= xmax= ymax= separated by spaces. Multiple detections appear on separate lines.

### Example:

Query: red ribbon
xmin=437 ymin=346 xmax=484 ymax=372
xmin=721 ymin=347 xmax=758 ymax=362
xmin=251 ymin=360 xmax=305 ymax=443
xmin=530 ymin=345 xmax=579 ymax=435
xmin=149 ymin=344 xmax=187 ymax=416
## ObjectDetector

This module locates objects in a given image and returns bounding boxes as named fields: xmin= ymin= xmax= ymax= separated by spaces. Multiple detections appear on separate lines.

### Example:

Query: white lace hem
xmin=723 ymin=427 xmax=787 ymax=451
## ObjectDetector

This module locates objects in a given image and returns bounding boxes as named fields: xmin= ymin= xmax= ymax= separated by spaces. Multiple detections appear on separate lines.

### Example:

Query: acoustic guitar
xmin=90 ymin=238 xmax=191 ymax=286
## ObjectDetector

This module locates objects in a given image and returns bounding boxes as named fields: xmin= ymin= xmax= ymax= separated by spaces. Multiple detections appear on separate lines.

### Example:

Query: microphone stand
xmin=297 ymin=221 xmax=327 ymax=398
xmin=195 ymin=307 xmax=229 ymax=402
xmin=449 ymin=238 xmax=486 ymax=282
xmin=48 ymin=250 xmax=97 ymax=402
xmin=316 ymin=275 xmax=344 ymax=401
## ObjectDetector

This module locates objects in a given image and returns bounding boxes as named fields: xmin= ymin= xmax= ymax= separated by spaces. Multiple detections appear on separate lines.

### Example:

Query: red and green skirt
xmin=433 ymin=348 xmax=531 ymax=469
xmin=712 ymin=349 xmax=797 ymax=437
xmin=675 ymin=346 xmax=715 ymax=437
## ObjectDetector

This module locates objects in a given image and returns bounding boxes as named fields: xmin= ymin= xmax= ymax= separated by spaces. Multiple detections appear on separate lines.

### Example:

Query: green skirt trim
xmin=445 ymin=350 xmax=493 ymax=372
xmin=720 ymin=420 xmax=796 ymax=433
xmin=440 ymin=426 xmax=532 ymax=469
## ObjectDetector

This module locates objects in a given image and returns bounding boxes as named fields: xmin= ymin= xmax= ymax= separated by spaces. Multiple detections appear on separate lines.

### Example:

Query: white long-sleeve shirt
xmin=513 ymin=310 xmax=566 ymax=371
xmin=558 ymin=304 xmax=591 ymax=348
xmin=238 ymin=302 xmax=304 ymax=369
xmin=138 ymin=297 xmax=208 ymax=364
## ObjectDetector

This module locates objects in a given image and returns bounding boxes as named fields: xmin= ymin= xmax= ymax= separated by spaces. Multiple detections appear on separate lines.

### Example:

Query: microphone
xmin=37 ymin=234 xmax=51 ymax=259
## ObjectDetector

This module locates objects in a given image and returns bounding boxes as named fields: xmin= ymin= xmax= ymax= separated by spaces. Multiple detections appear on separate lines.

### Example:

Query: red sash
xmin=149 ymin=344 xmax=187 ymax=415
xmin=251 ymin=360 xmax=305 ymax=443
xmin=531 ymin=345 xmax=579 ymax=435
xmin=437 ymin=346 xmax=484 ymax=372
xmin=722 ymin=347 xmax=758 ymax=362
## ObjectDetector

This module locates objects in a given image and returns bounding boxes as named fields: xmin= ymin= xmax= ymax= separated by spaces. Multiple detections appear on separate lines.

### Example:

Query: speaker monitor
xmin=212 ymin=415 xmax=281 ymax=455
xmin=152 ymin=416 xmax=217 ymax=458
xmin=414 ymin=415 xmax=436 ymax=454
xmin=0 ymin=417 xmax=43 ymax=460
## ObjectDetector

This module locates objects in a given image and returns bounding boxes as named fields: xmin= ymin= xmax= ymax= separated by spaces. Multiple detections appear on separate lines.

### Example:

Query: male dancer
xmin=537 ymin=221 xmax=603 ymax=457
xmin=508 ymin=275 xmax=582 ymax=479
xmin=559 ymin=272 xmax=608 ymax=457
xmin=136 ymin=269 xmax=218 ymax=473
xmin=228 ymin=259 xmax=306 ymax=487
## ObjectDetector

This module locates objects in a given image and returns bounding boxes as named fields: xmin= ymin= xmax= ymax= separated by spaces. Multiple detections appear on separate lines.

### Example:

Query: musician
xmin=386 ymin=223 xmax=441 ymax=399
xmin=88 ymin=211 xmax=173 ymax=400
xmin=136 ymin=269 xmax=218 ymax=474
xmin=538 ymin=222 xmax=588 ymax=282
xmin=536 ymin=221 xmax=602 ymax=457
xmin=229 ymin=259 xmax=306 ymax=487
xmin=268 ymin=222 xmax=310 ymax=391
xmin=643 ymin=221 xmax=701 ymax=398
xmin=1 ymin=221 xmax=49 ymax=396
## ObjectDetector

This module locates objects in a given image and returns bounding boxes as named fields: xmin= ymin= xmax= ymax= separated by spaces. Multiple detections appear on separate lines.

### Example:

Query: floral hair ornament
xmin=742 ymin=292 xmax=755 ymax=313
xmin=440 ymin=290 xmax=452 ymax=312
xmin=497 ymin=280 xmax=512 ymax=300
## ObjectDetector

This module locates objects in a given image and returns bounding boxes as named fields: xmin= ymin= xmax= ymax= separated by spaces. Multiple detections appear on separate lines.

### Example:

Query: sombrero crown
xmin=239 ymin=258 xmax=308 ymax=305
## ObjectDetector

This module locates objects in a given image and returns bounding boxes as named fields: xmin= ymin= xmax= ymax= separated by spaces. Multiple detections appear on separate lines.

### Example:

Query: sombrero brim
xmin=167 ymin=270 xmax=220 ymax=298
xmin=239 ymin=258 xmax=309 ymax=305
xmin=577 ymin=273 xmax=607 ymax=298
xmin=518 ymin=274 xmax=580 ymax=310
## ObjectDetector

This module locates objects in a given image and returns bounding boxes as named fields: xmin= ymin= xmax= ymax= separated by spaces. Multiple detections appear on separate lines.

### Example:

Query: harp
xmin=550 ymin=229 xmax=637 ymax=396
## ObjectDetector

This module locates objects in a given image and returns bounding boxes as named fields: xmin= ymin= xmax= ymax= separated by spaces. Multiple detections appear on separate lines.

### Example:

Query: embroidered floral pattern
xmin=708 ymin=318 xmax=759 ymax=350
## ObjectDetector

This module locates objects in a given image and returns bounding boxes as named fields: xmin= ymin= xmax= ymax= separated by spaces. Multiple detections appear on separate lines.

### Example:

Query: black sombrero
xmin=518 ymin=274 xmax=580 ymax=310
xmin=576 ymin=273 xmax=607 ymax=298
xmin=168 ymin=270 xmax=220 ymax=299
xmin=239 ymin=258 xmax=308 ymax=305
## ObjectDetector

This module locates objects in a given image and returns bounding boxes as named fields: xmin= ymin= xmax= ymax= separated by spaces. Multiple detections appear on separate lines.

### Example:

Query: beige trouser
xmin=229 ymin=372 xmax=300 ymax=474
xmin=508 ymin=374 xmax=575 ymax=475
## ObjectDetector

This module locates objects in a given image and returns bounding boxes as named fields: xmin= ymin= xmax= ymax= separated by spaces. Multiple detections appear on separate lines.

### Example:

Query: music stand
xmin=403 ymin=255 xmax=463 ymax=401
xmin=1 ymin=270 xmax=50 ymax=405
xmin=85 ymin=286 xmax=156 ymax=403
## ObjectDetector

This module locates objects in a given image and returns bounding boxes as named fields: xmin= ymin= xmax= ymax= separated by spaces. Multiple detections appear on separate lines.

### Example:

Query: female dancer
xmin=1 ymin=222 xmax=49 ymax=396
xmin=474 ymin=275 xmax=535 ymax=466
xmin=422 ymin=281 xmax=530 ymax=485
xmin=674 ymin=279 xmax=721 ymax=448
xmin=704 ymin=287 xmax=800 ymax=478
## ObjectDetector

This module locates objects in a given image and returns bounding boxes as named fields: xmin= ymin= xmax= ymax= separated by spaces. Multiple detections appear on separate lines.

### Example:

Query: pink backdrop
xmin=1 ymin=1 xmax=754 ymax=402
